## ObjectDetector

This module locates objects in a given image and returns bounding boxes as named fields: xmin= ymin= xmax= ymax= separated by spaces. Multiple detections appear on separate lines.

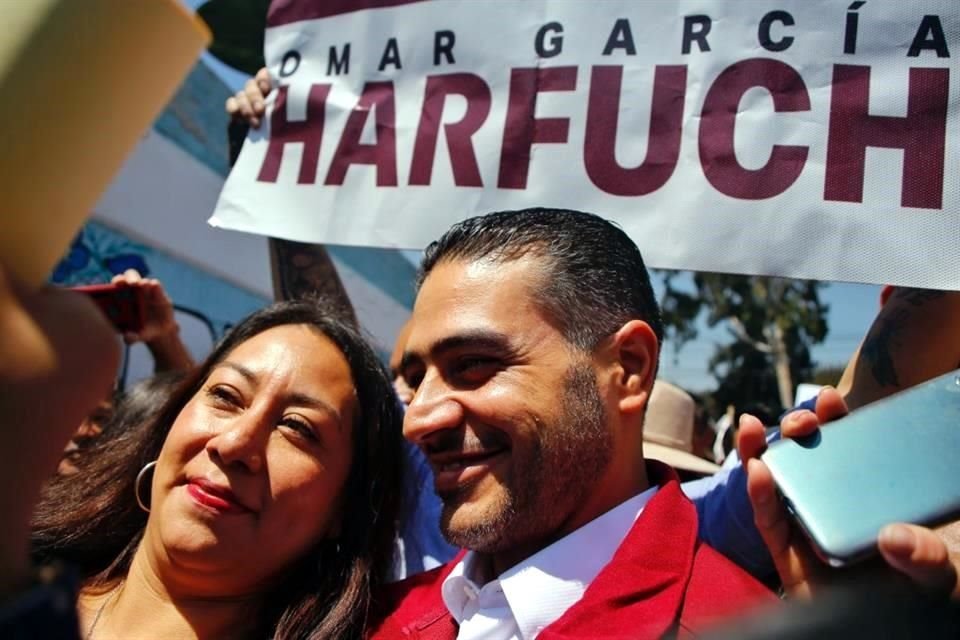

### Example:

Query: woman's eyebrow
xmin=287 ymin=392 xmax=343 ymax=430
xmin=215 ymin=360 xmax=258 ymax=383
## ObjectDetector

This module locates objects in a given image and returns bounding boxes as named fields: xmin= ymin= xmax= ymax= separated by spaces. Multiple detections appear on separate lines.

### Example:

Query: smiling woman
xmin=29 ymin=299 xmax=404 ymax=640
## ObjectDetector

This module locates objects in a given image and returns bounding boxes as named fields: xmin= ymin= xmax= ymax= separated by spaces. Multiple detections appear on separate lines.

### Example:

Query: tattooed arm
xmin=839 ymin=288 xmax=960 ymax=412
xmin=268 ymin=238 xmax=358 ymax=326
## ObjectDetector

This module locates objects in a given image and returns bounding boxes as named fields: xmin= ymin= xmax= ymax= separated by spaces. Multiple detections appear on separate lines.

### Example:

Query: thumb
xmin=879 ymin=523 xmax=958 ymax=596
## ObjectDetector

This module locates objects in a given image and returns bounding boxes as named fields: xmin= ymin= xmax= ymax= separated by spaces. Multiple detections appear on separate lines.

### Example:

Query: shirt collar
xmin=440 ymin=485 xmax=659 ymax=638
xmin=439 ymin=556 xmax=473 ymax=625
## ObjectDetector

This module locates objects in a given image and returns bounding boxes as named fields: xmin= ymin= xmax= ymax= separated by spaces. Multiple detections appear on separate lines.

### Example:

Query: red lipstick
xmin=186 ymin=479 xmax=252 ymax=514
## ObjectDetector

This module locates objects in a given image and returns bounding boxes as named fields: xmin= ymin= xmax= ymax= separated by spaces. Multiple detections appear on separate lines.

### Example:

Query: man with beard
xmin=369 ymin=208 xmax=777 ymax=639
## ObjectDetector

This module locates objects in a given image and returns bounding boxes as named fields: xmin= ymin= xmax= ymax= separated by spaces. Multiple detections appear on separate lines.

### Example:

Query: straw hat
xmin=643 ymin=381 xmax=720 ymax=476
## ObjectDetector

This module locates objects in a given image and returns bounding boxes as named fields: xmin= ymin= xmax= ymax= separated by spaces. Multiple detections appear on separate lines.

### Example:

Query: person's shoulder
xmin=678 ymin=542 xmax=779 ymax=635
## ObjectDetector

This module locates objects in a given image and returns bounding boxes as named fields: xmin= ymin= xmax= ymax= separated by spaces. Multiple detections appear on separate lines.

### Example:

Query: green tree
xmin=659 ymin=272 xmax=829 ymax=415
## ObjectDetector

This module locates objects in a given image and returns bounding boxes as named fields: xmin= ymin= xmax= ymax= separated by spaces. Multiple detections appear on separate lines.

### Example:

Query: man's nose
xmin=403 ymin=369 xmax=464 ymax=445
xmin=205 ymin=409 xmax=269 ymax=473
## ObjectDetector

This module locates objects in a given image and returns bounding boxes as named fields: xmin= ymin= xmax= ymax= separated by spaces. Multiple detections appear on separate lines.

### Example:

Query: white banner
xmin=211 ymin=0 xmax=960 ymax=289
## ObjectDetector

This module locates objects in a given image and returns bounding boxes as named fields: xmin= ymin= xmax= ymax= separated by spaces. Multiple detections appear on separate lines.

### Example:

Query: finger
xmin=255 ymin=67 xmax=272 ymax=94
xmin=234 ymin=91 xmax=259 ymax=128
xmin=111 ymin=272 xmax=135 ymax=289
xmin=746 ymin=458 xmax=820 ymax=596
xmin=244 ymin=77 xmax=265 ymax=114
xmin=879 ymin=523 xmax=959 ymax=595
xmin=225 ymin=95 xmax=240 ymax=117
xmin=232 ymin=90 xmax=255 ymax=121
xmin=747 ymin=458 xmax=791 ymax=555
xmin=110 ymin=269 xmax=138 ymax=285
xmin=737 ymin=413 xmax=767 ymax=463
xmin=814 ymin=386 xmax=848 ymax=424
xmin=779 ymin=408 xmax=820 ymax=439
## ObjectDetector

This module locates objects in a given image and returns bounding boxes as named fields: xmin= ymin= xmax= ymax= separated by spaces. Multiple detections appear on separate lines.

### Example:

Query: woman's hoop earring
xmin=135 ymin=461 xmax=157 ymax=513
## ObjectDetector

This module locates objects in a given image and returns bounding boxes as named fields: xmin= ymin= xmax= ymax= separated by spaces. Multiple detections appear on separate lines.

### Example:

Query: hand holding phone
xmin=741 ymin=388 xmax=960 ymax=601
xmin=761 ymin=370 xmax=960 ymax=568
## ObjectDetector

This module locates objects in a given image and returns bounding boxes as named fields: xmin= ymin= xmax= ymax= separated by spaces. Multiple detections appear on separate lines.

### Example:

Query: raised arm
xmin=841 ymin=289 xmax=960 ymax=411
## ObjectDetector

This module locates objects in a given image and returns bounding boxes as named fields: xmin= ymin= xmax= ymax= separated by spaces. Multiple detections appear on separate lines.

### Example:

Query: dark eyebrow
xmin=286 ymin=392 xmax=344 ymax=430
xmin=215 ymin=361 xmax=258 ymax=384
xmin=214 ymin=361 xmax=344 ymax=430
xmin=401 ymin=330 xmax=514 ymax=370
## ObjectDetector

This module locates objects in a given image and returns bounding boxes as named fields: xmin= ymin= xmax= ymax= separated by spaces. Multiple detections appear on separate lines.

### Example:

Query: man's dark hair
xmin=418 ymin=207 xmax=664 ymax=352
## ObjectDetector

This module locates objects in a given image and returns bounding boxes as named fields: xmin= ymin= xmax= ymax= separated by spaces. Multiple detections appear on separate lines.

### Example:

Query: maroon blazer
xmin=369 ymin=461 xmax=777 ymax=639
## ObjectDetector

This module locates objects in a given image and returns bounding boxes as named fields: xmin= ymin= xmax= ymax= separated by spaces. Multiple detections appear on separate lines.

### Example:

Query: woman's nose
xmin=205 ymin=410 xmax=268 ymax=473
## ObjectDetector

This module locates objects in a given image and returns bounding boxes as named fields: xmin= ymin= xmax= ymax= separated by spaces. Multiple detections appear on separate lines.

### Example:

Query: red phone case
xmin=71 ymin=283 xmax=146 ymax=333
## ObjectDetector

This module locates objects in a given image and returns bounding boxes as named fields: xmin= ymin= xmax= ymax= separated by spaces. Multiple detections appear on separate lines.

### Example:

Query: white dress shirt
xmin=441 ymin=485 xmax=659 ymax=640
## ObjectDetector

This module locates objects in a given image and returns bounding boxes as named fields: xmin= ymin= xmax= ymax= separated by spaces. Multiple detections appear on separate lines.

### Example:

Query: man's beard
xmin=439 ymin=363 xmax=612 ymax=555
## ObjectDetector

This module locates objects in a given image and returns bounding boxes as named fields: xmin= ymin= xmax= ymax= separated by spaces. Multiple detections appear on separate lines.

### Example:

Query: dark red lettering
xmin=699 ymin=59 xmax=810 ymax=199
xmin=584 ymin=65 xmax=687 ymax=196
xmin=325 ymin=82 xmax=398 ymax=187
xmin=257 ymin=84 xmax=331 ymax=184
xmin=409 ymin=74 xmax=492 ymax=187
xmin=498 ymin=67 xmax=577 ymax=190
xmin=825 ymin=65 xmax=948 ymax=209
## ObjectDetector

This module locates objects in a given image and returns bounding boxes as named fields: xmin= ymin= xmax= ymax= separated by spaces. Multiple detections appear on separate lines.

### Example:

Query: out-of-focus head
xmin=140 ymin=299 xmax=401 ymax=597
xmin=390 ymin=318 xmax=415 ymax=406
xmin=59 ymin=372 xmax=188 ymax=476
xmin=402 ymin=208 xmax=662 ymax=557
xmin=642 ymin=382 xmax=720 ymax=478
xmin=59 ymin=399 xmax=114 ymax=476
xmin=690 ymin=395 xmax=719 ymax=464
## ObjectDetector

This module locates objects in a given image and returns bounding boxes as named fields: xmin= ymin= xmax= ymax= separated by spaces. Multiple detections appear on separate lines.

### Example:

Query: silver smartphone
xmin=761 ymin=369 xmax=960 ymax=567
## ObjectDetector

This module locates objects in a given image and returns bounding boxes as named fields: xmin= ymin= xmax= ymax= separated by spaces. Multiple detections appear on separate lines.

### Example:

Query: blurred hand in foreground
xmin=0 ymin=265 xmax=119 ymax=596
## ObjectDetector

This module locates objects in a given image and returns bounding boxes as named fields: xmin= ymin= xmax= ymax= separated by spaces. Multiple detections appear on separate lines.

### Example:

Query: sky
xmin=186 ymin=0 xmax=883 ymax=394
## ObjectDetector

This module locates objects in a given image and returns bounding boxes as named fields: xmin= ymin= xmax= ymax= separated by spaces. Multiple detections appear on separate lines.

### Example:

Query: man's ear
xmin=609 ymin=320 xmax=659 ymax=415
